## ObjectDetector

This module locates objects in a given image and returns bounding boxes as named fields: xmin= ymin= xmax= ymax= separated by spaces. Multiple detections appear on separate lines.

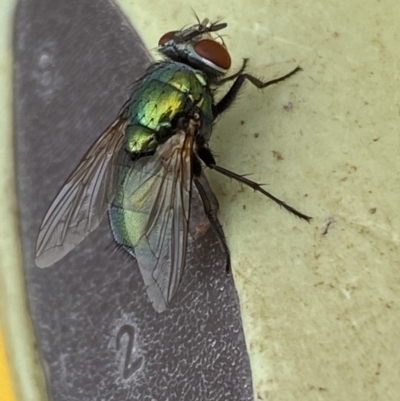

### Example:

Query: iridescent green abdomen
xmin=125 ymin=61 xmax=213 ymax=154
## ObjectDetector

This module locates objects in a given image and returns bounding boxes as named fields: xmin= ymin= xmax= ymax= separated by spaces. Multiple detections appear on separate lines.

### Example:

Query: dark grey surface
xmin=14 ymin=1 xmax=254 ymax=400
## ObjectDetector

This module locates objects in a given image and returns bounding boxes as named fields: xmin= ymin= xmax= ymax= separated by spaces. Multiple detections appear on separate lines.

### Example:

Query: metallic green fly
xmin=35 ymin=18 xmax=311 ymax=312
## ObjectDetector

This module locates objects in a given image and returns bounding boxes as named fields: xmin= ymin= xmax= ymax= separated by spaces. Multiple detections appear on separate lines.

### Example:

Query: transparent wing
xmin=116 ymin=131 xmax=194 ymax=312
xmin=35 ymin=115 xmax=128 ymax=267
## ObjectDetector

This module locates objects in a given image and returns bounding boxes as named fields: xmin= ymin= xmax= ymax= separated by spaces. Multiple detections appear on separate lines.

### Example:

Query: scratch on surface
xmin=349 ymin=216 xmax=399 ymax=245
xmin=272 ymin=36 xmax=314 ymax=51
xmin=272 ymin=36 xmax=313 ymax=51
xmin=59 ymin=353 xmax=68 ymax=383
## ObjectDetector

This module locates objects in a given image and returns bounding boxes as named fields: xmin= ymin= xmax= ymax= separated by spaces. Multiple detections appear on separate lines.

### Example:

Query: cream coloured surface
xmin=0 ymin=0 xmax=398 ymax=400
xmin=117 ymin=1 xmax=400 ymax=400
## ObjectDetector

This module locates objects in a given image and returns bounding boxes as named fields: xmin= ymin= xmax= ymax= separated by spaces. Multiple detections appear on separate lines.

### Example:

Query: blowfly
xmin=36 ymin=18 xmax=311 ymax=312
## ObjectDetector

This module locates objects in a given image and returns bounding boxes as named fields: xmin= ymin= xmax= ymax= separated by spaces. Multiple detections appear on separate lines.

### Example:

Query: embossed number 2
xmin=116 ymin=324 xmax=143 ymax=379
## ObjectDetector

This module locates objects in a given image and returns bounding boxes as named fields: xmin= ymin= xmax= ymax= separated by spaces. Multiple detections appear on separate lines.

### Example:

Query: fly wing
xmin=35 ymin=114 xmax=128 ymax=268
xmin=116 ymin=131 xmax=194 ymax=312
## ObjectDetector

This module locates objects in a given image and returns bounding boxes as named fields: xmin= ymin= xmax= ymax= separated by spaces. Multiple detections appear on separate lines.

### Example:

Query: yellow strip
xmin=0 ymin=328 xmax=17 ymax=401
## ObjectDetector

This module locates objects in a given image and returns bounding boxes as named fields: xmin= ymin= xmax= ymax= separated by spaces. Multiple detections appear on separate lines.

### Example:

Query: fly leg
xmin=217 ymin=58 xmax=249 ymax=86
xmin=197 ymin=147 xmax=312 ymax=222
xmin=194 ymin=172 xmax=232 ymax=273
xmin=213 ymin=66 xmax=302 ymax=118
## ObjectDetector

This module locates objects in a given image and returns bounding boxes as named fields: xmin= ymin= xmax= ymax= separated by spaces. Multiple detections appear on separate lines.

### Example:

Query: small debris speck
xmin=283 ymin=102 xmax=293 ymax=111
xmin=272 ymin=150 xmax=284 ymax=161
xmin=322 ymin=216 xmax=336 ymax=235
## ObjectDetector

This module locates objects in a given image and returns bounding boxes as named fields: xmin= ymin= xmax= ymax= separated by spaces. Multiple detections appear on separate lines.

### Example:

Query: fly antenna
xmin=209 ymin=20 xmax=227 ymax=32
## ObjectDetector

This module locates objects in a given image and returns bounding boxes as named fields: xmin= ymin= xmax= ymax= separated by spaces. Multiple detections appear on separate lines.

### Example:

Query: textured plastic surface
xmin=14 ymin=0 xmax=253 ymax=399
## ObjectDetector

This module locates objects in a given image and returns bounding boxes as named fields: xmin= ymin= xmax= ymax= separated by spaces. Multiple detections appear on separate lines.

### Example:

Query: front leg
xmin=217 ymin=58 xmax=249 ymax=86
xmin=212 ymin=66 xmax=302 ymax=118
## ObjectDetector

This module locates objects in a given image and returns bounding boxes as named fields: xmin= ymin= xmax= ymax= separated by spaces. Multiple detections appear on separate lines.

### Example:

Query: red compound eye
xmin=193 ymin=39 xmax=231 ymax=70
xmin=158 ymin=31 xmax=178 ymax=46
